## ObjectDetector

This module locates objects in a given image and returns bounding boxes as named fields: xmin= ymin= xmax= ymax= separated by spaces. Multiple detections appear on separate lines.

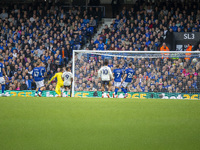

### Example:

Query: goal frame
xmin=72 ymin=50 xmax=200 ymax=97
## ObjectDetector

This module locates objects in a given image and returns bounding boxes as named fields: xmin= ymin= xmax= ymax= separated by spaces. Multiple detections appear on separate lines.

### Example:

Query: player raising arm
xmin=121 ymin=63 xmax=135 ymax=98
xmin=0 ymin=57 xmax=7 ymax=97
xmin=62 ymin=67 xmax=73 ymax=97
xmin=113 ymin=64 xmax=123 ymax=98
xmin=98 ymin=59 xmax=114 ymax=98
xmin=48 ymin=68 xmax=64 ymax=97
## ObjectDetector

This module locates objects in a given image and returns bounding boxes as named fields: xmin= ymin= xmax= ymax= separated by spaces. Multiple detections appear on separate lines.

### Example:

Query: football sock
xmin=39 ymin=88 xmax=42 ymax=93
xmin=115 ymin=88 xmax=118 ymax=95
xmin=124 ymin=89 xmax=127 ymax=94
xmin=121 ymin=88 xmax=126 ymax=94
xmin=2 ymin=84 xmax=5 ymax=94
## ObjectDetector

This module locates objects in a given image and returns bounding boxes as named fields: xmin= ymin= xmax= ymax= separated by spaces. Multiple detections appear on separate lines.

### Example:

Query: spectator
xmin=0 ymin=9 xmax=8 ymax=20
xmin=89 ymin=17 xmax=97 ymax=27
xmin=20 ymin=80 xmax=28 ymax=90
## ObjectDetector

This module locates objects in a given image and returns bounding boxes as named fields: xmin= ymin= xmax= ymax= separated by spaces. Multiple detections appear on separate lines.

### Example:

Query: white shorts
xmin=114 ymin=81 xmax=121 ymax=88
xmin=0 ymin=77 xmax=5 ymax=84
xmin=64 ymin=81 xmax=71 ymax=87
xmin=36 ymin=80 xmax=44 ymax=88
xmin=64 ymin=84 xmax=71 ymax=87
xmin=122 ymin=82 xmax=131 ymax=88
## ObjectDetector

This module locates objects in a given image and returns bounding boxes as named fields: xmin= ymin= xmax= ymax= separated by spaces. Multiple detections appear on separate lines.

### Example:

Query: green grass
xmin=0 ymin=97 xmax=200 ymax=150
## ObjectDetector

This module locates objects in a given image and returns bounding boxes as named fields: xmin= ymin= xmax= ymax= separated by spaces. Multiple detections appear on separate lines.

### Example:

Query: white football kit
xmin=98 ymin=66 xmax=114 ymax=81
xmin=114 ymin=81 xmax=121 ymax=87
xmin=36 ymin=80 xmax=44 ymax=88
xmin=0 ymin=77 xmax=5 ymax=84
xmin=62 ymin=71 xmax=73 ymax=86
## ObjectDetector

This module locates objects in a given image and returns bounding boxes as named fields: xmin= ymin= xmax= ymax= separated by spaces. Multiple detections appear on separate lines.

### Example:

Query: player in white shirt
xmin=98 ymin=59 xmax=114 ymax=98
xmin=62 ymin=67 xmax=73 ymax=97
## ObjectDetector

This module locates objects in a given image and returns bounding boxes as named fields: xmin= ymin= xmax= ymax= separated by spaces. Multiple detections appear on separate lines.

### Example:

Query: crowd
xmin=1 ymin=0 xmax=200 ymax=94
xmin=88 ymin=1 xmax=200 ymax=51
xmin=0 ymin=2 xmax=102 ymax=91
xmin=80 ymin=0 xmax=200 ymax=94
xmin=74 ymin=54 xmax=200 ymax=94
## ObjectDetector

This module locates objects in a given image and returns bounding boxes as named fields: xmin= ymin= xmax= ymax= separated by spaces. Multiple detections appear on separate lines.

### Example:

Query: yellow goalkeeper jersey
xmin=49 ymin=72 xmax=64 ymax=85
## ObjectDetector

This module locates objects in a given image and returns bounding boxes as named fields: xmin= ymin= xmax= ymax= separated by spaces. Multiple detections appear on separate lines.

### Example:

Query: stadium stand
xmin=1 ymin=0 xmax=200 ymax=94
xmin=0 ymin=2 xmax=102 ymax=91
xmin=79 ymin=1 xmax=200 ymax=93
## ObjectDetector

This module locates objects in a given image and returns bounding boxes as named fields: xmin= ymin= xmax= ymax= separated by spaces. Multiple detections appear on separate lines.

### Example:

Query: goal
xmin=72 ymin=50 xmax=200 ymax=99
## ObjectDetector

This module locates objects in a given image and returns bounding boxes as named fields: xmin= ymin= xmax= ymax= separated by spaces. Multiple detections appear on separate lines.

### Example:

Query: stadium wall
xmin=2 ymin=90 xmax=200 ymax=100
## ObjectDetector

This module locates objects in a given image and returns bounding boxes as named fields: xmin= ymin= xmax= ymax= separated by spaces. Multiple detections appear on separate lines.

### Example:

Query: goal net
xmin=72 ymin=50 xmax=200 ymax=99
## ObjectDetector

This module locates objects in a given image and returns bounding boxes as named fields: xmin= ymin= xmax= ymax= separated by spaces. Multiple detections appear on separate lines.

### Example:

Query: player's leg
xmin=113 ymin=82 xmax=120 ymax=98
xmin=69 ymin=83 xmax=72 ymax=97
xmin=101 ymin=82 xmax=105 ymax=98
xmin=113 ymin=87 xmax=119 ymax=98
xmin=61 ymin=87 xmax=64 ymax=97
xmin=65 ymin=86 xmax=70 ymax=97
xmin=60 ymin=82 xmax=64 ymax=97
xmin=121 ymin=82 xmax=127 ymax=93
xmin=63 ymin=86 xmax=67 ymax=97
xmin=38 ymin=80 xmax=45 ymax=97
xmin=0 ymin=77 xmax=6 ymax=97
xmin=39 ymin=86 xmax=45 ymax=93
xmin=107 ymin=81 xmax=111 ymax=98
xmin=121 ymin=87 xmax=128 ymax=98
xmin=38 ymin=87 xmax=44 ymax=97
xmin=35 ymin=88 xmax=39 ymax=97
xmin=61 ymin=86 xmax=68 ymax=97
xmin=124 ymin=87 xmax=128 ymax=98
xmin=121 ymin=82 xmax=128 ymax=98
xmin=0 ymin=83 xmax=4 ymax=95
xmin=35 ymin=81 xmax=39 ymax=97
xmin=55 ymin=84 xmax=62 ymax=97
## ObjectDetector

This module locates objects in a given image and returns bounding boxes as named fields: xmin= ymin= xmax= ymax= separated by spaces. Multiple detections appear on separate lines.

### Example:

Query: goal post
xmin=72 ymin=50 xmax=200 ymax=99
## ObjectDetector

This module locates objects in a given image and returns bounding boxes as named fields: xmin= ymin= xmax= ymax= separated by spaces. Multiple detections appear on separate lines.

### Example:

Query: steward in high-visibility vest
xmin=185 ymin=44 xmax=192 ymax=60
xmin=160 ymin=42 xmax=169 ymax=59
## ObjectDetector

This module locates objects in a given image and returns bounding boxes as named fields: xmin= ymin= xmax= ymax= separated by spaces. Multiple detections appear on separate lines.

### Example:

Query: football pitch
xmin=0 ymin=97 xmax=200 ymax=150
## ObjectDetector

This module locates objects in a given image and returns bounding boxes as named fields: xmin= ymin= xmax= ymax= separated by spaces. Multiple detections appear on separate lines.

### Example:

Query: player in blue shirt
xmin=113 ymin=64 xmax=123 ymax=98
xmin=0 ymin=57 xmax=7 ymax=97
xmin=32 ymin=61 xmax=46 ymax=97
xmin=121 ymin=63 xmax=135 ymax=98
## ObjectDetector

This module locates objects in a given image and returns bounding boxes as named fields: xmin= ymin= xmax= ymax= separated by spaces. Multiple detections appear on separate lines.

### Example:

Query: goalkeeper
xmin=47 ymin=68 xmax=64 ymax=97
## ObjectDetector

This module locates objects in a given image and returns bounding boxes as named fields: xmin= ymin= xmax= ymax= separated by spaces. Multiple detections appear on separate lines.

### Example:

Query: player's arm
xmin=61 ymin=72 xmax=65 ymax=81
xmin=2 ymin=68 xmax=7 ymax=81
xmin=121 ymin=71 xmax=123 ymax=79
xmin=2 ymin=67 xmax=7 ymax=77
xmin=98 ymin=68 xmax=102 ymax=80
xmin=44 ymin=69 xmax=47 ymax=77
xmin=112 ymin=71 xmax=115 ymax=79
xmin=109 ymin=68 xmax=114 ymax=80
xmin=121 ymin=72 xmax=127 ymax=83
xmin=132 ymin=70 xmax=135 ymax=81
xmin=121 ymin=73 xmax=123 ymax=78
xmin=48 ymin=73 xmax=57 ymax=84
